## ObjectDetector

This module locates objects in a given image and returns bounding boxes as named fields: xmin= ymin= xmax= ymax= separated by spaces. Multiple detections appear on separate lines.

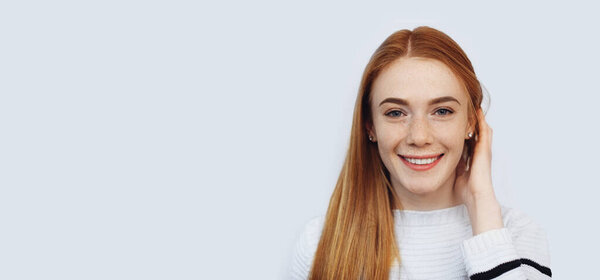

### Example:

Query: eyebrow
xmin=378 ymin=96 xmax=461 ymax=107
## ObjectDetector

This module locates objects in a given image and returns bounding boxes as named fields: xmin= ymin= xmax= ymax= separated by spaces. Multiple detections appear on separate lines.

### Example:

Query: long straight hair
xmin=309 ymin=26 xmax=485 ymax=279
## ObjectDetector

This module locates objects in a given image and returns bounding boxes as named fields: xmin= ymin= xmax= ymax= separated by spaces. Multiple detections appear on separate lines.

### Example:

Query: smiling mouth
xmin=398 ymin=154 xmax=444 ymax=171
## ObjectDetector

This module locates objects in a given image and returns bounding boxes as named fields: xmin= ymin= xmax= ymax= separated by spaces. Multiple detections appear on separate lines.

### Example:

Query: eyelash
xmin=384 ymin=108 xmax=454 ymax=118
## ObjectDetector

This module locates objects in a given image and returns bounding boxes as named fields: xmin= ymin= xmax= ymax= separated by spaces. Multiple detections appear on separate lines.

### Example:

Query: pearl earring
xmin=369 ymin=135 xmax=374 ymax=141
xmin=468 ymin=132 xmax=473 ymax=138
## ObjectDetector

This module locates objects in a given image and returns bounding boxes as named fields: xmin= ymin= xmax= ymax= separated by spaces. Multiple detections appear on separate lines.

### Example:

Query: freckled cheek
xmin=430 ymin=122 xmax=464 ymax=137
xmin=377 ymin=127 xmax=407 ymax=145
xmin=436 ymin=133 xmax=467 ymax=151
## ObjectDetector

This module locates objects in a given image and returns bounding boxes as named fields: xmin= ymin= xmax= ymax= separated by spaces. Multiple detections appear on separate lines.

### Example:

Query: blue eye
xmin=385 ymin=110 xmax=404 ymax=117
xmin=435 ymin=108 xmax=454 ymax=116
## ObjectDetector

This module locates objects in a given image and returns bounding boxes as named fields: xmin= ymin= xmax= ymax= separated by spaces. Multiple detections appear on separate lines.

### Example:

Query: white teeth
xmin=404 ymin=156 xmax=439 ymax=165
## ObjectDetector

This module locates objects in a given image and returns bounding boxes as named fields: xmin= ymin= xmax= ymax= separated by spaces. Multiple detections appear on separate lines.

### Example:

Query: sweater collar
xmin=392 ymin=203 xmax=469 ymax=226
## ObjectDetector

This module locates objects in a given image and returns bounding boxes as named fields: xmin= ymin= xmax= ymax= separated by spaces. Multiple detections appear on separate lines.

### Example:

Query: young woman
xmin=288 ymin=26 xmax=552 ymax=280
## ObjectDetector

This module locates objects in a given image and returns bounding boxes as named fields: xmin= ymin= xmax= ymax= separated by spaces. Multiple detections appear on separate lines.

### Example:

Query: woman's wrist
xmin=465 ymin=193 xmax=503 ymax=235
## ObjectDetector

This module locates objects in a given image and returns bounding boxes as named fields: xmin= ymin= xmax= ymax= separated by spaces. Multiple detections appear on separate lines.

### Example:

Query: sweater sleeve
xmin=461 ymin=206 xmax=552 ymax=279
xmin=286 ymin=216 xmax=324 ymax=280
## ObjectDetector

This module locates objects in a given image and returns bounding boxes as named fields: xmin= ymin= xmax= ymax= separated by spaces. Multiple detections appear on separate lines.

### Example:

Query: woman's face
xmin=368 ymin=57 xmax=473 ymax=201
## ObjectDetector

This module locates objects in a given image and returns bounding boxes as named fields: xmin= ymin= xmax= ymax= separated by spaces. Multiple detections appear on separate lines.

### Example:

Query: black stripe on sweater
xmin=470 ymin=258 xmax=552 ymax=280
xmin=521 ymin=258 xmax=552 ymax=277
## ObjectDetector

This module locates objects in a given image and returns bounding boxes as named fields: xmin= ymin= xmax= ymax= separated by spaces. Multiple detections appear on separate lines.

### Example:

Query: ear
xmin=465 ymin=114 xmax=476 ymax=139
xmin=366 ymin=121 xmax=376 ymax=141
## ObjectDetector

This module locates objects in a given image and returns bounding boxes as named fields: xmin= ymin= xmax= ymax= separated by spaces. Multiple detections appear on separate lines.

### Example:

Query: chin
xmin=405 ymin=184 xmax=440 ymax=195
xmin=397 ymin=176 xmax=440 ymax=193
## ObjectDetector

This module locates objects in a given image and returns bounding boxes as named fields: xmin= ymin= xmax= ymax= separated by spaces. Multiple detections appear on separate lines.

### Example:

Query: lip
xmin=399 ymin=153 xmax=443 ymax=159
xmin=399 ymin=154 xmax=444 ymax=171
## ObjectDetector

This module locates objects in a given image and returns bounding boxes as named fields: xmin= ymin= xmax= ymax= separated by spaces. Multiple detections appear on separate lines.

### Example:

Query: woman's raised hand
xmin=453 ymin=108 xmax=504 ymax=235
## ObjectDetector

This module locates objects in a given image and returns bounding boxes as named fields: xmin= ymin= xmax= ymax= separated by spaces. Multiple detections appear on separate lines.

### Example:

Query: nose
xmin=406 ymin=115 xmax=434 ymax=146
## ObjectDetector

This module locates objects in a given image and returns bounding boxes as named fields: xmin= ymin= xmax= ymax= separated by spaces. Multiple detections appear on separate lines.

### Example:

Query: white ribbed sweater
xmin=288 ymin=204 xmax=552 ymax=279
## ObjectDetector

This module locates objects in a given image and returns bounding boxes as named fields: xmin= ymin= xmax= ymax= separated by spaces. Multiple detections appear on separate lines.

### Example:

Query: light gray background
xmin=1 ymin=1 xmax=597 ymax=279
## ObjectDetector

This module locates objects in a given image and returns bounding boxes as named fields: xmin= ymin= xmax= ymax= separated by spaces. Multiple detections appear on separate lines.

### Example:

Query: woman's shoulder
xmin=298 ymin=214 xmax=326 ymax=250
xmin=498 ymin=204 xmax=552 ymax=265
xmin=499 ymin=204 xmax=548 ymax=232
xmin=288 ymin=215 xmax=326 ymax=280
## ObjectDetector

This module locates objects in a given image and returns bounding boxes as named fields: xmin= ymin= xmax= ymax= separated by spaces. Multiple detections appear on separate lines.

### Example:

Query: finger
xmin=475 ymin=109 xmax=492 ymax=155
xmin=477 ymin=109 xmax=490 ymax=138
xmin=477 ymin=108 xmax=488 ymax=129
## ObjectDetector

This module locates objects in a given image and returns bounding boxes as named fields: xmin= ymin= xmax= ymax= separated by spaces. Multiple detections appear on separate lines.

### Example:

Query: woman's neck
xmin=391 ymin=174 xmax=462 ymax=211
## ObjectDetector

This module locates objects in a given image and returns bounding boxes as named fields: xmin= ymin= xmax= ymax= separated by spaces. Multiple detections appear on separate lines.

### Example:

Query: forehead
xmin=371 ymin=57 xmax=468 ymax=106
